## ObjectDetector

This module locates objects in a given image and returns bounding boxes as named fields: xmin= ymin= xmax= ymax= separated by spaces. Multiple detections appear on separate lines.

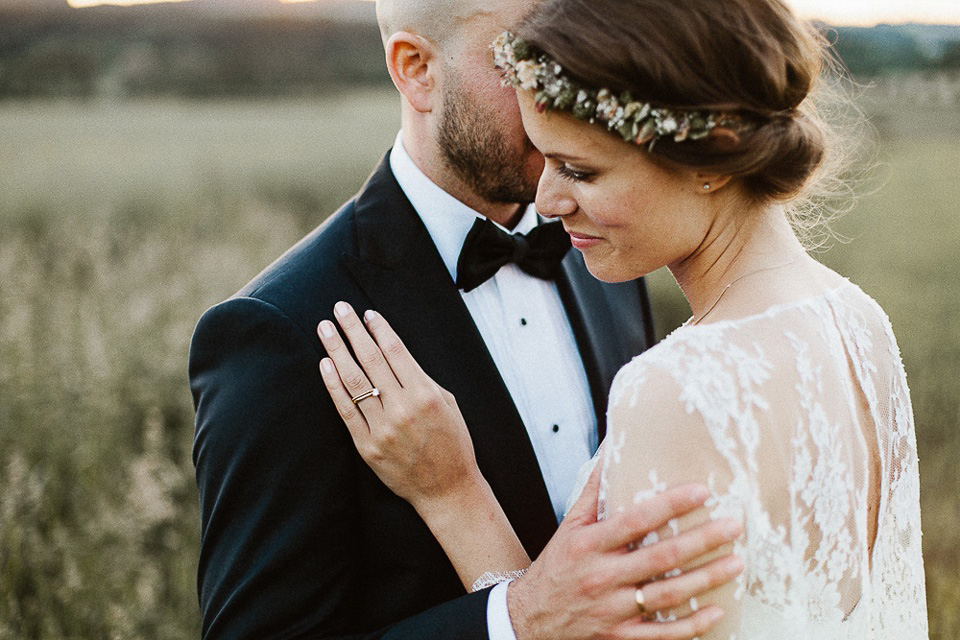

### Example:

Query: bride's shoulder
xmin=610 ymin=274 xmax=901 ymax=411
xmin=607 ymin=326 xmax=729 ymax=411
xmin=614 ymin=307 xmax=760 ymax=380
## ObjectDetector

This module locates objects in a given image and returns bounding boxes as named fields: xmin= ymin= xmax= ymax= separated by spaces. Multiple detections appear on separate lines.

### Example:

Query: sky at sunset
xmin=64 ymin=0 xmax=960 ymax=26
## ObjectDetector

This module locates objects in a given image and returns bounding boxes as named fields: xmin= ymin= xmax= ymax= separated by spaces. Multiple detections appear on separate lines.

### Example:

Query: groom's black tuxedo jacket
xmin=190 ymin=153 xmax=655 ymax=639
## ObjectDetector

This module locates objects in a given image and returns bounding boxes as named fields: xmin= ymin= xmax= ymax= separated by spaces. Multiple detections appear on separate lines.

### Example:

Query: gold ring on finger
xmin=351 ymin=387 xmax=381 ymax=404
xmin=635 ymin=585 xmax=648 ymax=615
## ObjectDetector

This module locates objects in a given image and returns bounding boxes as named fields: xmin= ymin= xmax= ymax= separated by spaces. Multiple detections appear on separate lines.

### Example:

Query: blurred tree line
xmin=828 ymin=23 xmax=960 ymax=76
xmin=1 ymin=3 xmax=959 ymax=101
xmin=0 ymin=3 xmax=390 ymax=100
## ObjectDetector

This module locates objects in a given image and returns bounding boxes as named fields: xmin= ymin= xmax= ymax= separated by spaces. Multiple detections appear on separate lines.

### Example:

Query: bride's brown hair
xmin=517 ymin=0 xmax=848 ymax=209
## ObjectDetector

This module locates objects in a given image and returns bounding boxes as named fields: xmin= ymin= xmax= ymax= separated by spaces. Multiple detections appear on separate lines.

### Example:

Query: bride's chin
xmin=581 ymin=256 xmax=649 ymax=284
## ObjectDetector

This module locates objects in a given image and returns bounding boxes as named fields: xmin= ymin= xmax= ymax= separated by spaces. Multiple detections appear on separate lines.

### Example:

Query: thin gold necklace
xmin=689 ymin=253 xmax=806 ymax=326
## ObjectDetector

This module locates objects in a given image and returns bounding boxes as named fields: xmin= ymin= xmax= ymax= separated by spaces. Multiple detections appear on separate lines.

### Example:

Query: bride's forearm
xmin=316 ymin=307 xmax=530 ymax=589
xmin=414 ymin=477 xmax=531 ymax=592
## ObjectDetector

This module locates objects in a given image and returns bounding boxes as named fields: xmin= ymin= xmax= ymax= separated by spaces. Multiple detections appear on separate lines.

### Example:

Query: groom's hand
xmin=507 ymin=467 xmax=743 ymax=640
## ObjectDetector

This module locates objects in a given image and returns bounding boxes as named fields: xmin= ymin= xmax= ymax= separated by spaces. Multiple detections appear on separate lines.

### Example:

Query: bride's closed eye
xmin=556 ymin=163 xmax=594 ymax=183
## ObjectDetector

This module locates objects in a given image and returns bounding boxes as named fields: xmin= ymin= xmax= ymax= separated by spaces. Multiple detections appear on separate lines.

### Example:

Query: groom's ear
xmin=385 ymin=32 xmax=439 ymax=113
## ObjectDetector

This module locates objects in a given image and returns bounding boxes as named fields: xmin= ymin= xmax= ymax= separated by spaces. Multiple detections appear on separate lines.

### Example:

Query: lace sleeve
xmin=602 ymin=356 xmax=743 ymax=638
xmin=599 ymin=285 xmax=931 ymax=640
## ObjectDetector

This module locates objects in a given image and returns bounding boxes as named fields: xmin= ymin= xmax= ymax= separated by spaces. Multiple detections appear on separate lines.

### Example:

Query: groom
xmin=190 ymin=0 xmax=736 ymax=638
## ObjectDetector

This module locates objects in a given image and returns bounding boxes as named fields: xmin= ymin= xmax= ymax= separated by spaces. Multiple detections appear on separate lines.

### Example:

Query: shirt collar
xmin=389 ymin=131 xmax=541 ymax=282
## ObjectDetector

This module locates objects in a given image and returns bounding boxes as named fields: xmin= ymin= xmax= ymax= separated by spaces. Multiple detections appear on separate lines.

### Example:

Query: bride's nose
xmin=535 ymin=170 xmax=578 ymax=219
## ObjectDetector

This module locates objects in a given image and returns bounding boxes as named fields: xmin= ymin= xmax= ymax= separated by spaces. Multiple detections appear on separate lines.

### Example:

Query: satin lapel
xmin=555 ymin=250 xmax=645 ymax=441
xmin=341 ymin=156 xmax=559 ymax=556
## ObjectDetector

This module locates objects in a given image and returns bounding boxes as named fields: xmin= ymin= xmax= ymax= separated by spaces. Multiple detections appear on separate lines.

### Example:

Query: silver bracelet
xmin=471 ymin=569 xmax=528 ymax=593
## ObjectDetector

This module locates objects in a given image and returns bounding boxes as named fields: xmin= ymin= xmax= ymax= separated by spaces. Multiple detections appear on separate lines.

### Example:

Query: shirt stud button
xmin=552 ymin=424 xmax=560 ymax=433
xmin=520 ymin=318 xmax=528 ymax=326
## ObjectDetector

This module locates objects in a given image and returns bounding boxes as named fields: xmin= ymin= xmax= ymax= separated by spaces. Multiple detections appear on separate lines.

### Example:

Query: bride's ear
xmin=694 ymin=126 xmax=739 ymax=194
xmin=695 ymin=172 xmax=734 ymax=195
xmin=385 ymin=32 xmax=439 ymax=114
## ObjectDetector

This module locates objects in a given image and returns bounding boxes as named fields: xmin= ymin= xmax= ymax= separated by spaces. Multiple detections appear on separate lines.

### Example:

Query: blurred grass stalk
xmin=1 ymin=86 xmax=958 ymax=638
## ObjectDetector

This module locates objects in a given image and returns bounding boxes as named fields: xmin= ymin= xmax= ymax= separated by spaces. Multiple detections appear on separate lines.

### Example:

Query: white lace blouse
xmin=599 ymin=280 xmax=928 ymax=638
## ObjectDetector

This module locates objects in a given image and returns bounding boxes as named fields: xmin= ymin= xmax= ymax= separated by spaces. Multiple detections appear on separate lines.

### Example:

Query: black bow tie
xmin=455 ymin=218 xmax=571 ymax=292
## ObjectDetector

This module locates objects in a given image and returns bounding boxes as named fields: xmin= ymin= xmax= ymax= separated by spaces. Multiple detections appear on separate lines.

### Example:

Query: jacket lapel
xmin=555 ymin=250 xmax=653 ymax=441
xmin=341 ymin=156 xmax=560 ymax=557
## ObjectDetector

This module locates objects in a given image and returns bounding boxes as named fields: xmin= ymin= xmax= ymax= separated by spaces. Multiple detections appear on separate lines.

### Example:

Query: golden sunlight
xmin=789 ymin=0 xmax=960 ymax=26
xmin=67 ymin=0 xmax=376 ymax=6
xmin=68 ymin=0 xmax=190 ymax=7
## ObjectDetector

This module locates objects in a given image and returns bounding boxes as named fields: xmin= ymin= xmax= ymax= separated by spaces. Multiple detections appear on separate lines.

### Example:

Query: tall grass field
xmin=1 ymin=86 xmax=957 ymax=638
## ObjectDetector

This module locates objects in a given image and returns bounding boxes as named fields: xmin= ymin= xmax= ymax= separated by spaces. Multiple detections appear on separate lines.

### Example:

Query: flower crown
xmin=493 ymin=31 xmax=750 ymax=147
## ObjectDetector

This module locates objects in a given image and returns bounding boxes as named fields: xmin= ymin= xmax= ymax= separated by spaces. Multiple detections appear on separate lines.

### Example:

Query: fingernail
xmin=320 ymin=358 xmax=334 ymax=374
xmin=364 ymin=310 xmax=378 ymax=323
xmin=319 ymin=320 xmax=336 ymax=338
xmin=724 ymin=520 xmax=743 ymax=539
xmin=725 ymin=556 xmax=744 ymax=574
xmin=707 ymin=607 xmax=725 ymax=623
xmin=334 ymin=301 xmax=352 ymax=318
xmin=690 ymin=485 xmax=710 ymax=503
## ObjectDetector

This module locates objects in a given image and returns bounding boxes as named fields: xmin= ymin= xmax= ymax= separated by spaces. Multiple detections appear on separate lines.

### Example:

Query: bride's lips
xmin=566 ymin=230 xmax=604 ymax=250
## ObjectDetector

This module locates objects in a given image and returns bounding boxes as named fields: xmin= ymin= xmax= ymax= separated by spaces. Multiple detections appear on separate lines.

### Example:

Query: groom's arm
xmin=191 ymin=296 xmax=361 ymax=638
xmin=190 ymin=296 xmax=493 ymax=640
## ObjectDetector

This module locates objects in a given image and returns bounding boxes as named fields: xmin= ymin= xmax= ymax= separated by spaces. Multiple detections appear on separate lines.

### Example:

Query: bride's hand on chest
xmin=317 ymin=301 xmax=486 ymax=513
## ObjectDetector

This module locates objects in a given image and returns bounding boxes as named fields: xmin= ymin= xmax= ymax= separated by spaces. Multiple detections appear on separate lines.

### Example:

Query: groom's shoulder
xmin=230 ymin=153 xmax=400 ymax=313
xmin=192 ymin=153 xmax=407 ymax=345
xmin=189 ymin=196 xmax=363 ymax=354
xmin=236 ymin=197 xmax=359 ymax=307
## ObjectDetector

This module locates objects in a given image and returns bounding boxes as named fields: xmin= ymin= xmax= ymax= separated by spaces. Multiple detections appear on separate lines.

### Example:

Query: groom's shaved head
xmin=376 ymin=0 xmax=510 ymax=47
xmin=377 ymin=0 xmax=545 ymax=212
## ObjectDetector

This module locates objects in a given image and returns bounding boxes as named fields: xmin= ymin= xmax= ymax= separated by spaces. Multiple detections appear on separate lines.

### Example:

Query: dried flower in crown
xmin=492 ymin=31 xmax=751 ymax=147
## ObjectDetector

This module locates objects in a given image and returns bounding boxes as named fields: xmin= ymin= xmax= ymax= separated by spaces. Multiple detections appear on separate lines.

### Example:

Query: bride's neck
xmin=669 ymin=204 xmax=806 ymax=323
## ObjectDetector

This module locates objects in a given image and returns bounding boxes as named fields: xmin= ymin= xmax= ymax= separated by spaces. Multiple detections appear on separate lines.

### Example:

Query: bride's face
xmin=517 ymin=90 xmax=717 ymax=283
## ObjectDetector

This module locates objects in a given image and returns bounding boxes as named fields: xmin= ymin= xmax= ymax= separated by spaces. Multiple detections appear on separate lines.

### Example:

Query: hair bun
xmin=740 ymin=109 xmax=827 ymax=201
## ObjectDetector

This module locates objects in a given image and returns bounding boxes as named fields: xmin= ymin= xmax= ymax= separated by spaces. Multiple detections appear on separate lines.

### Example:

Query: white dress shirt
xmin=389 ymin=133 xmax=597 ymax=639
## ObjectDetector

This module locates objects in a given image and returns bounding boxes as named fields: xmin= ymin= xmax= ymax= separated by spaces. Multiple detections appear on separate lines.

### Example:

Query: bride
xmin=317 ymin=0 xmax=928 ymax=636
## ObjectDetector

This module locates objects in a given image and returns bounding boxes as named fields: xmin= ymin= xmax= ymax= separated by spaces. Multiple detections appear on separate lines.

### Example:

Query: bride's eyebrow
xmin=544 ymin=152 xmax=590 ymax=163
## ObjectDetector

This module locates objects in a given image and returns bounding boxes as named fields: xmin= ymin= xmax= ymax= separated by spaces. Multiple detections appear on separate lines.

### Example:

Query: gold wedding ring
xmin=635 ymin=585 xmax=648 ymax=615
xmin=351 ymin=388 xmax=381 ymax=404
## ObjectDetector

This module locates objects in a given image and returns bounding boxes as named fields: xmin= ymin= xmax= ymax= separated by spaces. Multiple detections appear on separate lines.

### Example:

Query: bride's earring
xmin=703 ymin=183 xmax=711 ymax=191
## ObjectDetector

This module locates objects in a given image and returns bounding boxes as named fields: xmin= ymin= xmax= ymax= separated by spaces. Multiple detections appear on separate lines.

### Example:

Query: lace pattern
xmin=599 ymin=282 xmax=928 ymax=638
xmin=471 ymin=569 xmax=528 ymax=593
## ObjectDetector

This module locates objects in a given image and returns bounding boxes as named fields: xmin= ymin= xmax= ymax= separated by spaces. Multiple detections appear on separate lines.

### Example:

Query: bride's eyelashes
xmin=556 ymin=163 xmax=594 ymax=183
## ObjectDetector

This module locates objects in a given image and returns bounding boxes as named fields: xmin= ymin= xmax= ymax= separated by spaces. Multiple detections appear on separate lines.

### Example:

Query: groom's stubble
xmin=437 ymin=69 xmax=540 ymax=206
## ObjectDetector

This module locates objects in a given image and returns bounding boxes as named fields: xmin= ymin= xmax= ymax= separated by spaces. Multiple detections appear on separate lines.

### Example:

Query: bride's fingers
xmin=361 ymin=310 xmax=430 ymax=387
xmin=319 ymin=357 xmax=373 ymax=452
xmin=317 ymin=319 xmax=384 ymax=423
xmin=332 ymin=302 xmax=401 ymax=393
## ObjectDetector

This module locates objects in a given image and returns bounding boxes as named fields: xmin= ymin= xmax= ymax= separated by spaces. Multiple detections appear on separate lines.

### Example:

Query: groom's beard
xmin=437 ymin=80 xmax=539 ymax=206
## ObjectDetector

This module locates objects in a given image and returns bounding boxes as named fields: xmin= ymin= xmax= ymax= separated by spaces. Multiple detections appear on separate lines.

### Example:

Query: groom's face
xmin=435 ymin=5 xmax=544 ymax=205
